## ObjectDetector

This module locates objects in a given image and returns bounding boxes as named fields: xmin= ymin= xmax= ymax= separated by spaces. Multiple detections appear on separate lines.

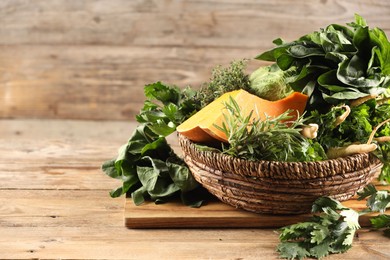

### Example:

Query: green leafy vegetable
xmin=102 ymin=82 xmax=207 ymax=206
xmin=358 ymin=184 xmax=390 ymax=213
xmin=357 ymin=184 xmax=390 ymax=237
xmin=102 ymin=59 xmax=259 ymax=205
xmin=307 ymin=98 xmax=390 ymax=175
xmin=249 ymin=64 xmax=295 ymax=101
xmin=277 ymin=197 xmax=360 ymax=259
xmin=256 ymin=14 xmax=390 ymax=111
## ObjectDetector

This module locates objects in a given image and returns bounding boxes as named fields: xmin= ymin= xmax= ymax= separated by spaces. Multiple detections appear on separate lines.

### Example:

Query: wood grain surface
xmin=124 ymin=181 xmax=390 ymax=229
xmin=1 ymin=0 xmax=390 ymax=120
xmin=1 ymin=1 xmax=390 ymax=259
xmin=1 ymin=119 xmax=389 ymax=259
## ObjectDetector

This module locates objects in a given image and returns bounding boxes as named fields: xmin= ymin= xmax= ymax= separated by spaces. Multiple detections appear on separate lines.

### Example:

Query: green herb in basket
xmin=214 ymin=97 xmax=326 ymax=162
xmin=307 ymin=97 xmax=390 ymax=180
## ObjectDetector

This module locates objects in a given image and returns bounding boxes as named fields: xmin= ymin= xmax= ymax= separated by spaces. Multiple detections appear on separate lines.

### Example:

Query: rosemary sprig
xmin=215 ymin=97 xmax=326 ymax=162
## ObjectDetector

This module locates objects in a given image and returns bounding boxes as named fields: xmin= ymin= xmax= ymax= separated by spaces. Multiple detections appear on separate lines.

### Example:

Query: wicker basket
xmin=178 ymin=134 xmax=383 ymax=214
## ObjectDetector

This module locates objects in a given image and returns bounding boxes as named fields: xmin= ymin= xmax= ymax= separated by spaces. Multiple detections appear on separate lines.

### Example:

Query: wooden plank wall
xmin=1 ymin=0 xmax=389 ymax=120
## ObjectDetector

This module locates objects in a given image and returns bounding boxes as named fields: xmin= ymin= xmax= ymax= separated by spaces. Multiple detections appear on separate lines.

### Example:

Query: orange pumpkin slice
xmin=177 ymin=89 xmax=308 ymax=143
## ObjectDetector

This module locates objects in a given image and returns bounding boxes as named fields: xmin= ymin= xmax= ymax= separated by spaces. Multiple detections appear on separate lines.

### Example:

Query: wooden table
xmin=1 ymin=119 xmax=389 ymax=260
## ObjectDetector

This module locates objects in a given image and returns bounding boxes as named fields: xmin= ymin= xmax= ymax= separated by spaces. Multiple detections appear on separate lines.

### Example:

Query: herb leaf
xmin=277 ymin=197 xmax=360 ymax=259
xmin=357 ymin=184 xmax=390 ymax=237
xmin=215 ymin=97 xmax=326 ymax=162
xmin=196 ymin=60 xmax=252 ymax=107
xmin=370 ymin=214 xmax=390 ymax=230
xmin=357 ymin=184 xmax=390 ymax=215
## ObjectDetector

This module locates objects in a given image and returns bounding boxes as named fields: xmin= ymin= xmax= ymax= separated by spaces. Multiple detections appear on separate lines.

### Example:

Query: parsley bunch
xmin=358 ymin=184 xmax=390 ymax=237
xmin=277 ymin=186 xmax=390 ymax=259
xmin=277 ymin=197 xmax=360 ymax=259
xmin=307 ymin=98 xmax=390 ymax=181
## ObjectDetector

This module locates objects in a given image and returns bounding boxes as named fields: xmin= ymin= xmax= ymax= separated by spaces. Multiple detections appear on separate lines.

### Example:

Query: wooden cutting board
xmin=124 ymin=181 xmax=389 ymax=229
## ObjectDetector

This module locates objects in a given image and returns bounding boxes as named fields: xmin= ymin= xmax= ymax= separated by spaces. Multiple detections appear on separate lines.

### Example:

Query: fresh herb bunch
xmin=277 ymin=186 xmax=390 ymax=259
xmin=196 ymin=59 xmax=252 ymax=108
xmin=215 ymin=97 xmax=326 ymax=162
xmin=256 ymin=14 xmax=390 ymax=111
xmin=277 ymin=197 xmax=360 ymax=259
xmin=307 ymin=98 xmax=390 ymax=181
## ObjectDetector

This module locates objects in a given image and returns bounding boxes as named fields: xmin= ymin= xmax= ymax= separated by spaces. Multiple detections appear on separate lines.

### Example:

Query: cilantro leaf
xmin=308 ymin=239 xmax=331 ymax=259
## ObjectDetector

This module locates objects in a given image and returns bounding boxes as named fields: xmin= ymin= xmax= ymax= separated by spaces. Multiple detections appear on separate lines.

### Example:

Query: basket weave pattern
xmin=179 ymin=134 xmax=383 ymax=214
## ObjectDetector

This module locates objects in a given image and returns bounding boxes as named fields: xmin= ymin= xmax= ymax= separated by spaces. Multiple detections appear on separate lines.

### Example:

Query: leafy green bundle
xmin=277 ymin=197 xmax=360 ymax=259
xmin=307 ymin=98 xmax=390 ymax=181
xmin=277 ymin=186 xmax=390 ymax=260
xmin=102 ymin=82 xmax=206 ymax=206
xmin=256 ymin=14 xmax=390 ymax=111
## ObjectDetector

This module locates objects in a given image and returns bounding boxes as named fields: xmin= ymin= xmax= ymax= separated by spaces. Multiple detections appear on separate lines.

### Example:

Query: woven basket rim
xmin=178 ymin=133 xmax=382 ymax=180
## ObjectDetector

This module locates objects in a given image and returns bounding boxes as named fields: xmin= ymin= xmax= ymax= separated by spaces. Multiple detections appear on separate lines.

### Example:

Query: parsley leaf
xmin=357 ymin=184 xmax=390 ymax=236
xmin=357 ymin=184 xmax=390 ymax=213
xmin=277 ymin=242 xmax=310 ymax=260
xmin=276 ymin=197 xmax=360 ymax=259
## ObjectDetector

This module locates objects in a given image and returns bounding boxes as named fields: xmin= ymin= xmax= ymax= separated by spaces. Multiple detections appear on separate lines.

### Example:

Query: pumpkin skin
xmin=177 ymin=89 xmax=308 ymax=143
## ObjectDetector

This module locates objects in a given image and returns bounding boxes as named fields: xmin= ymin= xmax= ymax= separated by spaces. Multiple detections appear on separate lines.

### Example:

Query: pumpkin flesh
xmin=177 ymin=89 xmax=308 ymax=143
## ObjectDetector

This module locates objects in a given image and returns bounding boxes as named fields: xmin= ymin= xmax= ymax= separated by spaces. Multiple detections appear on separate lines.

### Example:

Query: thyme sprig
xmin=196 ymin=60 xmax=251 ymax=108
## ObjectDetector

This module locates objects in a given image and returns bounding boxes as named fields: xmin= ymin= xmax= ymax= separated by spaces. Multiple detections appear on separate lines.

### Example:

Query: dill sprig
xmin=215 ymin=97 xmax=326 ymax=162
